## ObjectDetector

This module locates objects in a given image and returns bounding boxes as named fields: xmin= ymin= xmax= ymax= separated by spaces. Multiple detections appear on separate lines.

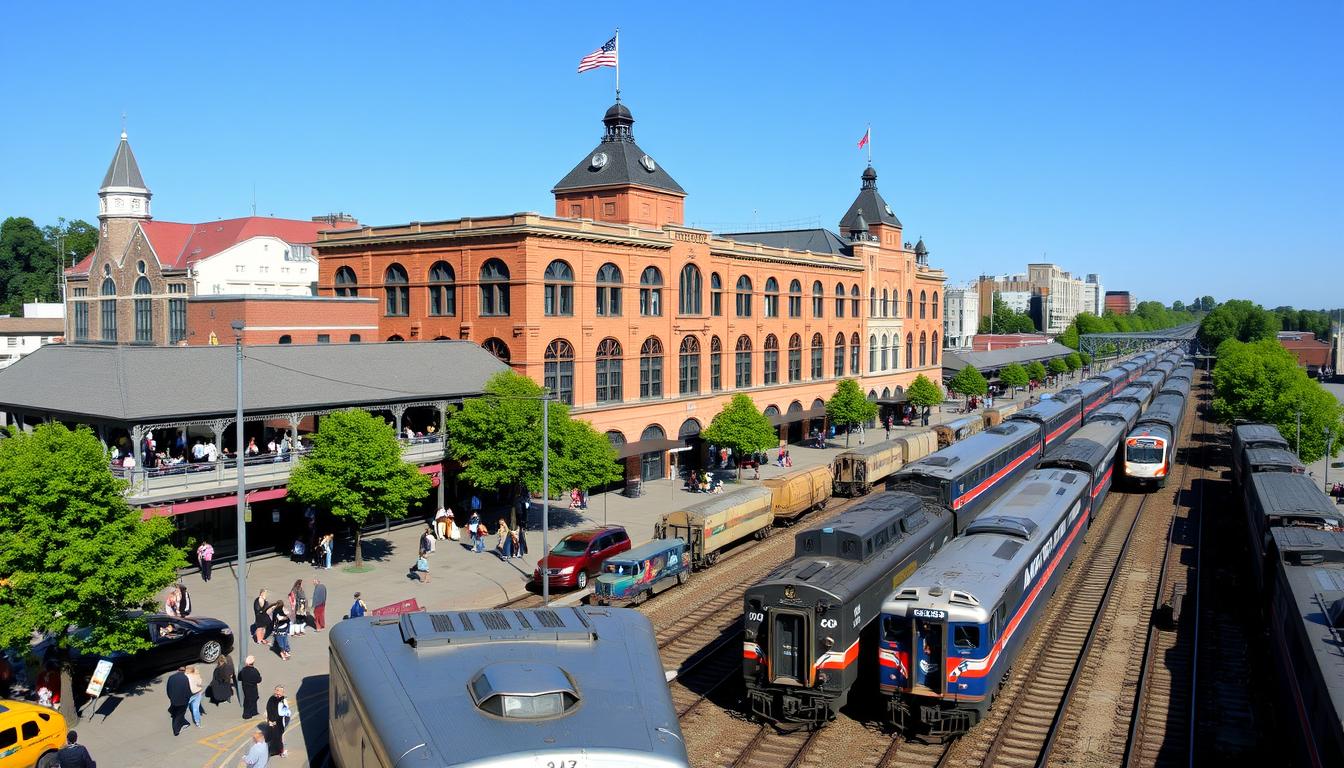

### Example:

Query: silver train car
xmin=328 ymin=608 xmax=689 ymax=768
xmin=1122 ymin=392 xmax=1188 ymax=488
xmin=1090 ymin=400 xmax=1141 ymax=432
xmin=1040 ymin=418 xmax=1126 ymax=517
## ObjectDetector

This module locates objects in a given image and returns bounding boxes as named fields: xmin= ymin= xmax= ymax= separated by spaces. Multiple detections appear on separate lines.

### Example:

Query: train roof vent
xmin=987 ymin=424 xmax=1019 ymax=435
xmin=469 ymin=663 xmax=580 ymax=720
xmin=891 ymin=587 xmax=919 ymax=601
xmin=992 ymin=540 xmax=1024 ymax=560
xmin=798 ymin=561 xmax=829 ymax=581
xmin=901 ymin=510 xmax=929 ymax=534
xmin=924 ymin=455 xmax=960 ymax=467
xmin=429 ymin=613 xmax=456 ymax=633
xmin=480 ymin=611 xmax=511 ymax=631
xmin=966 ymin=515 xmax=1038 ymax=540
xmin=533 ymin=610 xmax=566 ymax=629
xmin=949 ymin=590 xmax=979 ymax=607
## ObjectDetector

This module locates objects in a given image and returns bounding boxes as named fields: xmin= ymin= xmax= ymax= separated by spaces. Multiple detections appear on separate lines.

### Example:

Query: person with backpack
xmin=348 ymin=592 xmax=367 ymax=619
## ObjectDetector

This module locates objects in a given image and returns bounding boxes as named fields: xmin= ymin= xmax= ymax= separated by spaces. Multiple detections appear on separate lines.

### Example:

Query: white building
xmin=999 ymin=290 xmax=1031 ymax=315
xmin=0 ymin=306 xmax=65 ymax=369
xmin=1027 ymin=263 xmax=1086 ymax=335
xmin=1082 ymin=273 xmax=1104 ymax=317
xmin=942 ymin=284 xmax=979 ymax=349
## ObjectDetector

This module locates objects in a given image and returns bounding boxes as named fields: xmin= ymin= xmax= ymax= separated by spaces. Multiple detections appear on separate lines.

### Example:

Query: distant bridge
xmin=1078 ymin=322 xmax=1200 ymax=358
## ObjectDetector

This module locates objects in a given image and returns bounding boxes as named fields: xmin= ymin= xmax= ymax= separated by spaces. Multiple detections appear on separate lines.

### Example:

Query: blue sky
xmin=2 ymin=2 xmax=1339 ymax=308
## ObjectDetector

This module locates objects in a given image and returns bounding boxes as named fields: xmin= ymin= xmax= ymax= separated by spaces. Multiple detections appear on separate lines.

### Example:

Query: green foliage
xmin=906 ymin=374 xmax=944 ymax=407
xmin=1059 ymin=306 xmax=1195 ymax=351
xmin=0 ymin=217 xmax=98 ymax=315
xmin=1171 ymin=300 xmax=1186 ymax=313
xmin=289 ymin=409 xmax=432 ymax=567
xmin=999 ymin=363 xmax=1029 ymax=392
xmin=1212 ymin=339 xmax=1344 ymax=463
xmin=0 ymin=424 xmax=184 ymax=656
xmin=1079 ymin=352 xmax=1092 ymax=366
xmin=1065 ymin=352 xmax=1082 ymax=371
xmin=446 ymin=371 xmax=620 ymax=499
xmin=977 ymin=293 xmax=1036 ymax=334
xmin=1048 ymin=358 xmax=1068 ymax=376
xmin=826 ymin=379 xmax=879 ymax=438
xmin=1272 ymin=305 xmax=1338 ymax=340
xmin=1058 ymin=323 xmax=1080 ymax=349
xmin=946 ymin=364 xmax=988 ymax=397
xmin=703 ymin=394 xmax=779 ymax=462
xmin=1026 ymin=361 xmax=1048 ymax=382
xmin=1198 ymin=299 xmax=1278 ymax=350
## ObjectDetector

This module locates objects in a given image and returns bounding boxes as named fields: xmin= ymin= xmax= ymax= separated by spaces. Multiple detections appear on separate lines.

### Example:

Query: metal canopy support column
xmin=210 ymin=419 xmax=227 ymax=474
xmin=131 ymin=425 xmax=144 ymax=473
xmin=436 ymin=402 xmax=448 ymax=511
xmin=287 ymin=413 xmax=301 ymax=462
xmin=392 ymin=404 xmax=407 ymax=440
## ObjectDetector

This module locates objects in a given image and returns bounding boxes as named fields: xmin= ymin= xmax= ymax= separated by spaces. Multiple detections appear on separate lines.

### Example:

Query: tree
xmin=946 ymin=364 xmax=989 ymax=398
xmin=1079 ymin=352 xmax=1092 ymax=366
xmin=1065 ymin=352 xmax=1082 ymax=372
xmin=0 ymin=217 xmax=58 ymax=315
xmin=1198 ymin=295 xmax=1217 ymax=312
xmin=1026 ymin=360 xmax=1048 ymax=383
xmin=446 ymin=371 xmax=620 ymax=506
xmin=702 ymin=394 xmax=779 ymax=476
xmin=1058 ymin=323 xmax=1080 ymax=350
xmin=825 ymin=378 xmax=878 ymax=446
xmin=999 ymin=363 xmax=1029 ymax=396
xmin=1198 ymin=299 xmax=1278 ymax=350
xmin=0 ymin=423 xmax=184 ymax=716
xmin=906 ymin=374 xmax=944 ymax=408
xmin=1171 ymin=300 xmax=1186 ymax=313
xmin=1048 ymin=358 xmax=1068 ymax=377
xmin=289 ymin=409 xmax=431 ymax=568
xmin=978 ymin=293 xmax=1037 ymax=334
xmin=1212 ymin=339 xmax=1344 ymax=462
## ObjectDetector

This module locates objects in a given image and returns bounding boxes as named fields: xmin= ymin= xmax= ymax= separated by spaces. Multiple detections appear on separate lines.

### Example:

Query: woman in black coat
xmin=207 ymin=656 xmax=234 ymax=705
xmin=265 ymin=685 xmax=290 ymax=757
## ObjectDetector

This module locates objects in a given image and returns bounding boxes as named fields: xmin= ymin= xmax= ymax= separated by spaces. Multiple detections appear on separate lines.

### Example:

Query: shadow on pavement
xmin=297 ymin=673 xmax=330 ymax=765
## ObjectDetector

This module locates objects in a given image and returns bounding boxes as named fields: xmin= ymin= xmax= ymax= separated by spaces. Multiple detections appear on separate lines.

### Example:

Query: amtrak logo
xmin=950 ymin=659 xmax=970 ymax=679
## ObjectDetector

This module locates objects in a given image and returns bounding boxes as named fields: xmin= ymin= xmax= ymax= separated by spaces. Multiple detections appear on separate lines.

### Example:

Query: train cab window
xmin=953 ymin=625 xmax=981 ymax=650
xmin=842 ymin=540 xmax=856 ymax=556
xmin=865 ymin=539 xmax=873 ymax=557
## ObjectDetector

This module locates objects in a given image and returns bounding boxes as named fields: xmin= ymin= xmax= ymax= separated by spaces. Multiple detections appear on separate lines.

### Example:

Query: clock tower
xmin=552 ymin=101 xmax=686 ymax=228
xmin=96 ymin=130 xmax=152 ymax=253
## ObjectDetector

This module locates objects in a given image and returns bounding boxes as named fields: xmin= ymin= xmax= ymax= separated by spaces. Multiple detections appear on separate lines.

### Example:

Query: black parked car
xmin=58 ymin=612 xmax=235 ymax=691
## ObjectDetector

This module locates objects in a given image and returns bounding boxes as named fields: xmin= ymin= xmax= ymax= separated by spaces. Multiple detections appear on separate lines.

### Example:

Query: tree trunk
xmin=59 ymin=666 xmax=79 ymax=723
xmin=354 ymin=527 xmax=364 ymax=568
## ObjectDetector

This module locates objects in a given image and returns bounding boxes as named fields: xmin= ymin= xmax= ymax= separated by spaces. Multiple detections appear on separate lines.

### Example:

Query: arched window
xmin=334 ymin=266 xmax=358 ymax=297
xmin=596 ymin=263 xmax=622 ymax=316
xmin=544 ymin=260 xmax=574 ymax=317
xmin=906 ymin=290 xmax=914 ymax=319
xmin=869 ymin=287 xmax=877 ymax=318
xmin=349 ymin=334 xmax=361 ymax=342
xmin=710 ymin=272 xmax=723 ymax=316
xmin=891 ymin=334 xmax=899 ymax=371
xmin=835 ymin=282 xmax=846 ymax=318
xmin=812 ymin=281 xmax=824 ymax=317
xmin=428 ymin=261 xmax=456 ymax=316
xmin=920 ymin=290 xmax=928 ymax=320
xmin=882 ymin=288 xmax=889 ymax=318
xmin=100 ymin=276 xmax=117 ymax=342
xmin=278 ymin=335 xmax=292 ymax=344
xmin=384 ymin=263 xmax=409 ymax=316
xmin=483 ymin=337 xmax=510 ymax=363
xmin=764 ymin=277 xmax=780 ymax=318
xmin=788 ymin=334 xmax=802 ymax=382
xmin=870 ymin=335 xmax=878 ymax=373
xmin=133 ymin=275 xmax=152 ymax=343
xmin=479 ymin=259 xmax=510 ymax=316
xmin=834 ymin=332 xmax=846 ymax=377
xmin=678 ymin=336 xmax=700 ymax=395
xmin=388 ymin=334 xmax=404 ymax=342
xmin=735 ymin=275 xmax=753 ymax=317
xmin=932 ymin=331 xmax=940 ymax=364
xmin=640 ymin=424 xmax=667 ymax=481
xmin=810 ymin=333 xmax=824 ymax=379
xmin=906 ymin=333 xmax=914 ymax=369
xmin=920 ymin=331 xmax=927 ymax=366
xmin=596 ymin=338 xmax=623 ymax=403
xmin=763 ymin=334 xmax=780 ymax=385
xmin=850 ymin=332 xmax=861 ymax=375
xmin=787 ymin=279 xmax=802 ymax=318
xmin=640 ymin=337 xmax=664 ymax=399
xmin=881 ymin=333 xmax=889 ymax=370
xmin=544 ymin=339 xmax=575 ymax=405
xmin=735 ymin=335 xmax=753 ymax=388
xmin=851 ymin=284 xmax=861 ymax=317
xmin=932 ymin=291 xmax=940 ymax=321
xmin=679 ymin=264 xmax=703 ymax=315
xmin=639 ymin=267 xmax=663 ymax=317
xmin=710 ymin=335 xmax=723 ymax=391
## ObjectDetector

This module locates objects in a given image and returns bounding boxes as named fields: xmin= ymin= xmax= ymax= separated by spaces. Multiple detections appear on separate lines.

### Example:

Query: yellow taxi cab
xmin=0 ymin=700 xmax=66 ymax=768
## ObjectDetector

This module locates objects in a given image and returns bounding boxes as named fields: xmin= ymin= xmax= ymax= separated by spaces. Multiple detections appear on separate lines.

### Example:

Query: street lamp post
xmin=540 ymin=393 xmax=551 ymax=606
xmin=232 ymin=321 xmax=249 ymax=665
xmin=1326 ymin=428 xmax=1334 ymax=494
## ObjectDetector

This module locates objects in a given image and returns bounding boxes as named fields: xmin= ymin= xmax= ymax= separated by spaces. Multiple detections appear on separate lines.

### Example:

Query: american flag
xmin=578 ymin=36 xmax=618 ymax=73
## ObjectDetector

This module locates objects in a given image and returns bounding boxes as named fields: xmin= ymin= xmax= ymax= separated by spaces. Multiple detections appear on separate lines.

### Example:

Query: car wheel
xmin=37 ymin=751 xmax=59 ymax=768
xmin=200 ymin=640 xmax=223 ymax=663
xmin=576 ymin=570 xmax=588 ymax=590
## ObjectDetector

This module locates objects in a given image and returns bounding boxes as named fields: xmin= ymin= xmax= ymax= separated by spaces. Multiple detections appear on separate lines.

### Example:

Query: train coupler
xmin=920 ymin=705 xmax=973 ymax=742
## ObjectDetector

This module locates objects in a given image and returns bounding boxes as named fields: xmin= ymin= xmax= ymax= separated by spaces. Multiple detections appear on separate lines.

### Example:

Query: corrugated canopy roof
xmin=942 ymin=342 xmax=1077 ymax=374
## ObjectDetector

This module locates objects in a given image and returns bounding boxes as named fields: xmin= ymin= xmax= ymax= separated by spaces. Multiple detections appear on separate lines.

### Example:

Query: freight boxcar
xmin=763 ymin=464 xmax=833 ymax=524
xmin=933 ymin=415 xmax=985 ymax=448
xmin=832 ymin=430 xmax=938 ymax=497
xmin=980 ymin=401 xmax=1021 ymax=429
xmin=655 ymin=486 xmax=774 ymax=568
xmin=1243 ymin=472 xmax=1344 ymax=592
xmin=1232 ymin=423 xmax=1292 ymax=488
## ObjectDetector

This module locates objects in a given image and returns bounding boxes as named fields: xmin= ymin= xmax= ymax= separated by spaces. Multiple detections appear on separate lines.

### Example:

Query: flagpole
xmin=614 ymin=28 xmax=621 ymax=101
xmin=867 ymin=123 xmax=872 ymax=165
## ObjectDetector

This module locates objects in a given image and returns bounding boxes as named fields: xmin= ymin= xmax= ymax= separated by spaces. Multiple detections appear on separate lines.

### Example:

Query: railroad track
xmin=727 ymin=725 xmax=819 ymax=768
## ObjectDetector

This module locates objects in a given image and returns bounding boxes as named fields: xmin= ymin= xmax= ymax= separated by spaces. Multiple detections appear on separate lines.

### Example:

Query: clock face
xmin=591 ymin=152 xmax=609 ymax=169
xmin=885 ymin=204 xmax=895 ymax=216
xmin=640 ymin=154 xmax=656 ymax=172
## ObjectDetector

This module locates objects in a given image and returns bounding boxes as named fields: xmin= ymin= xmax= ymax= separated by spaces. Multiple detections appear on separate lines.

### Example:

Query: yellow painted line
xmin=198 ymin=687 xmax=327 ymax=768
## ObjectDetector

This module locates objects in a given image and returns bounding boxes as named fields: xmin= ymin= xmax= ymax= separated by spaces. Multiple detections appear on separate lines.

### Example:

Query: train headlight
xmin=823 ymin=636 xmax=835 ymax=649
xmin=816 ymin=672 xmax=829 ymax=685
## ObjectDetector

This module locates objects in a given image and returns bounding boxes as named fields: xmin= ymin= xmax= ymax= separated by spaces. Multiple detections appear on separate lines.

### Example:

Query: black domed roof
xmin=861 ymin=165 xmax=877 ymax=182
xmin=604 ymin=102 xmax=633 ymax=123
xmin=914 ymin=238 xmax=927 ymax=255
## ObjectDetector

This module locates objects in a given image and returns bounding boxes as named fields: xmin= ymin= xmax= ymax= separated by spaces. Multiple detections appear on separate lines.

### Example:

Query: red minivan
xmin=532 ymin=526 xmax=632 ymax=590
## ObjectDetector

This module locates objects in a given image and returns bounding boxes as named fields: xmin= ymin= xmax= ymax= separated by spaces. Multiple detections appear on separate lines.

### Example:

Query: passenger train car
xmin=1158 ymin=375 xmax=1191 ymax=402
xmin=1122 ymin=392 xmax=1188 ymax=488
xmin=832 ymin=430 xmax=939 ymax=497
xmin=1090 ymin=367 xmax=1130 ymax=398
xmin=889 ymin=420 xmax=1044 ymax=527
xmin=1264 ymin=528 xmax=1344 ymax=768
xmin=1040 ymin=419 xmax=1126 ymax=518
xmin=328 ymin=607 xmax=689 ymax=768
xmin=1058 ymin=379 xmax=1110 ymax=422
xmin=1243 ymin=472 xmax=1344 ymax=592
xmin=1089 ymin=400 xmax=1141 ymax=432
xmin=1132 ymin=370 xmax=1168 ymax=396
xmin=1231 ymin=423 xmax=1292 ymax=487
xmin=1111 ymin=384 xmax=1155 ymax=411
xmin=743 ymin=492 xmax=951 ymax=725
xmin=880 ymin=468 xmax=1093 ymax=739
xmin=1007 ymin=396 xmax=1083 ymax=456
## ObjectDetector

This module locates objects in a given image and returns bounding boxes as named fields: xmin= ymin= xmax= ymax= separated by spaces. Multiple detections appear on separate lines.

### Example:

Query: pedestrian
xmin=311 ymin=579 xmax=327 ymax=631
xmin=496 ymin=519 xmax=512 ymax=558
xmin=270 ymin=603 xmax=292 ymax=660
xmin=166 ymin=667 xmax=192 ymax=736
xmin=420 ymin=526 xmax=435 ymax=557
xmin=242 ymin=729 xmax=269 ymax=768
xmin=467 ymin=510 xmax=481 ymax=552
xmin=239 ymin=656 xmax=262 ymax=719
xmin=252 ymin=589 xmax=270 ymax=645
xmin=186 ymin=664 xmax=205 ymax=728
xmin=349 ymin=592 xmax=367 ymax=619
xmin=56 ymin=730 xmax=96 ymax=768
xmin=446 ymin=509 xmax=460 ymax=541
xmin=514 ymin=522 xmax=528 ymax=559
xmin=287 ymin=580 xmax=307 ymax=637
xmin=197 ymin=540 xmax=214 ymax=582
xmin=320 ymin=533 xmax=333 ymax=570
xmin=208 ymin=656 xmax=235 ymax=706
xmin=434 ymin=507 xmax=448 ymax=539
xmin=177 ymin=582 xmax=192 ymax=617
xmin=265 ymin=686 xmax=291 ymax=758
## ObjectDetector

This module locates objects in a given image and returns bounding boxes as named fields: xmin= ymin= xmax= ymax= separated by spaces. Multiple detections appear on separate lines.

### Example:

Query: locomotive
xmin=1122 ymin=391 xmax=1188 ymax=488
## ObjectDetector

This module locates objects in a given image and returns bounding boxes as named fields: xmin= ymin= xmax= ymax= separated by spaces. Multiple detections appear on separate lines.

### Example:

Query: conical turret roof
xmin=839 ymin=164 xmax=899 ymax=231
xmin=101 ymin=132 xmax=148 ymax=190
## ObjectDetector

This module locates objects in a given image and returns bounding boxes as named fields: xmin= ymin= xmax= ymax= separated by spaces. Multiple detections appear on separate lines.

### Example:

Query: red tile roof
xmin=1280 ymin=337 xmax=1331 ymax=368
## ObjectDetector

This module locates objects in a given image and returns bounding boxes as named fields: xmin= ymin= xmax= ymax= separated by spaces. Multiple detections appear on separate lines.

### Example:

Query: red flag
xmin=857 ymin=127 xmax=870 ymax=150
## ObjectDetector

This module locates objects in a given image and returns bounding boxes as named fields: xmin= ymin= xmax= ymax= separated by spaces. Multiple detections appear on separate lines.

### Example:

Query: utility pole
xmin=232 ymin=321 xmax=249 ymax=669
xmin=541 ymin=392 xmax=551 ymax=607
xmin=1296 ymin=409 xmax=1302 ymax=460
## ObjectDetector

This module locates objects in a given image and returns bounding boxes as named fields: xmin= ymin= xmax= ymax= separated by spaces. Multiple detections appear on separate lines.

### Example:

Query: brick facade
xmin=186 ymin=295 xmax=380 ymax=345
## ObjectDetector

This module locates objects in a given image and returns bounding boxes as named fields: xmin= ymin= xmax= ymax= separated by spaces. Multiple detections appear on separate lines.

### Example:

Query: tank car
xmin=881 ymin=468 xmax=1093 ymax=739
xmin=1264 ymin=528 xmax=1344 ymax=768
xmin=1243 ymin=472 xmax=1343 ymax=592
xmin=1057 ymin=378 xmax=1111 ymax=421
xmin=889 ymin=421 xmax=1043 ymax=527
xmin=743 ymin=492 xmax=952 ymax=726
xmin=1122 ymin=392 xmax=1187 ymax=489
xmin=1040 ymin=419 xmax=1125 ymax=517
xmin=933 ymin=415 xmax=984 ymax=448
xmin=655 ymin=486 xmax=773 ymax=568
xmin=1231 ymin=423 xmax=1291 ymax=488
xmin=762 ymin=464 xmax=832 ymax=524
xmin=1007 ymin=395 xmax=1082 ymax=455
xmin=328 ymin=607 xmax=689 ymax=768
xmin=832 ymin=430 xmax=937 ymax=497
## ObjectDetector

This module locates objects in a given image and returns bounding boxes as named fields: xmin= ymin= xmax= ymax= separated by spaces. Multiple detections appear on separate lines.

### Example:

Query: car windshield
xmin=604 ymin=562 xmax=637 ymax=575
xmin=1126 ymin=445 xmax=1163 ymax=463
xmin=551 ymin=537 xmax=591 ymax=556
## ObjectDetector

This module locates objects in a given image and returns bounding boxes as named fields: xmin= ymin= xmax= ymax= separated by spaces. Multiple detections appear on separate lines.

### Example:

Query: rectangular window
xmin=954 ymin=625 xmax=981 ymax=649
xmin=711 ymin=290 xmax=722 ymax=317
xmin=596 ymin=361 xmax=622 ymax=403
xmin=711 ymin=350 xmax=722 ymax=391
xmin=788 ymin=349 xmax=801 ymax=382
xmin=680 ymin=352 xmax=700 ymax=395
xmin=764 ymin=351 xmax=778 ymax=385
xmin=596 ymin=286 xmax=621 ymax=316
xmin=735 ymin=351 xmax=751 ymax=388
xmin=640 ymin=357 xmax=663 ymax=399
xmin=834 ymin=346 xmax=844 ymax=378
xmin=736 ymin=292 xmax=751 ymax=318
xmin=545 ymin=284 xmax=574 ymax=316
xmin=169 ymin=298 xmax=186 ymax=344
xmin=640 ymin=288 xmax=661 ymax=316
xmin=134 ymin=299 xmax=153 ymax=343
xmin=788 ymin=296 xmax=801 ymax=318
xmin=812 ymin=347 xmax=823 ymax=379
xmin=813 ymin=295 xmax=823 ymax=317
xmin=851 ymin=344 xmax=859 ymax=375
xmin=430 ymin=285 xmax=457 ymax=316
xmin=545 ymin=360 xmax=574 ymax=405
xmin=835 ymin=297 xmax=845 ymax=317
xmin=100 ymin=299 xmax=117 ymax=342
xmin=317 ymin=334 xmax=331 ymax=343
xmin=74 ymin=302 xmax=89 ymax=340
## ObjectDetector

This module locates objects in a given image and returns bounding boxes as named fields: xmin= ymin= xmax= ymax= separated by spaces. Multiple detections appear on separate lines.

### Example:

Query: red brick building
xmin=971 ymin=333 xmax=1053 ymax=351
xmin=1278 ymin=331 xmax=1332 ymax=376
xmin=185 ymin=295 xmax=380 ymax=346
xmin=1104 ymin=291 xmax=1133 ymax=315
